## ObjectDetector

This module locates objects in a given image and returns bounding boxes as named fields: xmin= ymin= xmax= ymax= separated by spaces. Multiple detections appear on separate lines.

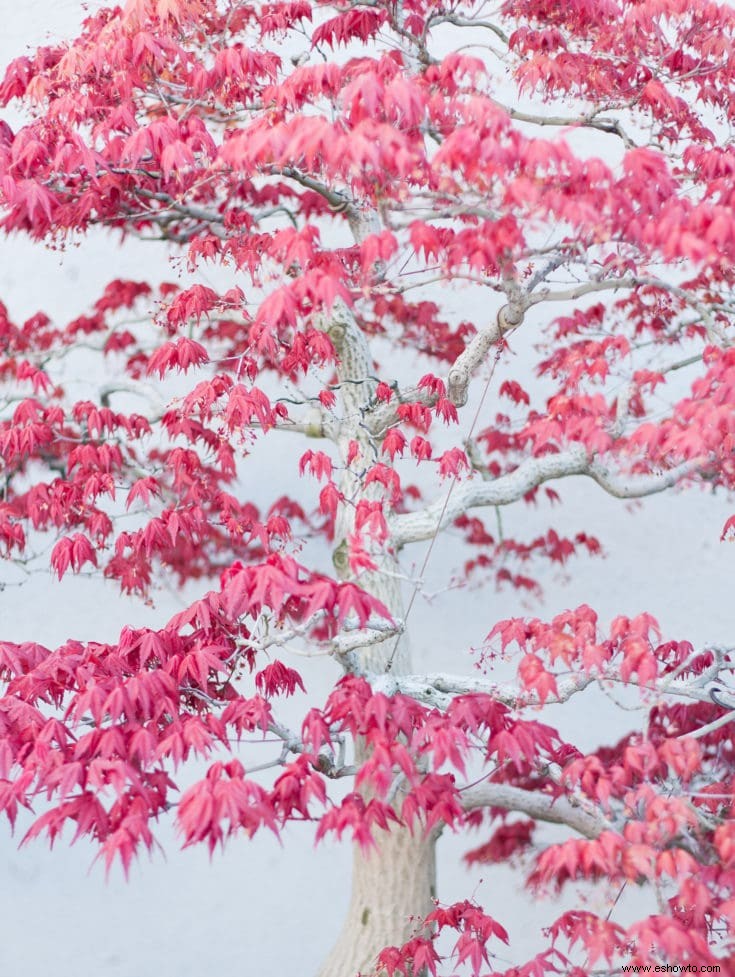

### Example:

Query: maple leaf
xmin=50 ymin=534 xmax=98 ymax=579
xmin=382 ymin=427 xmax=407 ymax=460
xmin=255 ymin=661 xmax=306 ymax=697
xmin=146 ymin=338 xmax=209 ymax=377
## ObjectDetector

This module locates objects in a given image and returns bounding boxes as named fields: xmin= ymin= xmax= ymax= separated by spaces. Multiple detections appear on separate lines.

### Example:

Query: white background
xmin=1 ymin=3 xmax=733 ymax=975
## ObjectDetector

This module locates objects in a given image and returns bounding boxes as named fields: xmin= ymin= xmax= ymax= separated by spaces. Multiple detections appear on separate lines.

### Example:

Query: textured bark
xmin=318 ymin=532 xmax=437 ymax=977
xmin=317 ymin=825 xmax=436 ymax=977
xmin=316 ymin=269 xmax=437 ymax=975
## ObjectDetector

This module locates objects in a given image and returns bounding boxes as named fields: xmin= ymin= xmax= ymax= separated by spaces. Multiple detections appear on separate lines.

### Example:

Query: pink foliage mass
xmin=2 ymin=0 xmax=735 ymax=973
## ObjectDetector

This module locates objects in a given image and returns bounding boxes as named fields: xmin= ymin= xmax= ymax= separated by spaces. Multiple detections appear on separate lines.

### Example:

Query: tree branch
xmin=502 ymin=106 xmax=636 ymax=148
xmin=389 ymin=448 xmax=703 ymax=546
xmin=367 ymin=290 xmax=526 ymax=435
xmin=526 ymin=277 xmax=637 ymax=306
xmin=430 ymin=13 xmax=509 ymax=45
xmin=446 ymin=292 xmax=526 ymax=407
xmin=459 ymin=782 xmax=605 ymax=839
xmin=374 ymin=661 xmax=731 ymax=712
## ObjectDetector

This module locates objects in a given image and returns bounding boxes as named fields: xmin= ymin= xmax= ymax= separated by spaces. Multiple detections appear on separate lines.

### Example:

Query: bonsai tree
xmin=2 ymin=0 xmax=735 ymax=973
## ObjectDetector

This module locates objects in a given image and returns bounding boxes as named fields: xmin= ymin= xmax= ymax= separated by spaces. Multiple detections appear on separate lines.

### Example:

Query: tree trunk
xmin=317 ymin=826 xmax=436 ymax=977
xmin=317 ymin=554 xmax=437 ymax=976
xmin=316 ymin=260 xmax=439 ymax=975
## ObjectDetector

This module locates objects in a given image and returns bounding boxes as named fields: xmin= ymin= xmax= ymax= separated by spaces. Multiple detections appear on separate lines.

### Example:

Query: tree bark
xmin=314 ymin=214 xmax=439 ymax=976
xmin=317 ymin=824 xmax=436 ymax=977
xmin=320 ymin=447 xmax=436 ymax=975
xmin=317 ymin=547 xmax=437 ymax=977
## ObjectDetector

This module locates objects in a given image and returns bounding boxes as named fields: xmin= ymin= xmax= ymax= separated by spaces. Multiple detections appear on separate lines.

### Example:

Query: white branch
xmin=331 ymin=622 xmax=404 ymax=655
xmin=374 ymin=664 xmax=731 ymax=711
xmin=460 ymin=782 xmax=605 ymax=839
xmin=366 ymin=289 xmax=525 ymax=435
xmin=372 ymin=671 xmax=592 ymax=710
xmin=526 ymin=276 xmax=637 ymax=306
xmin=679 ymin=709 xmax=735 ymax=741
xmin=390 ymin=448 xmax=703 ymax=546
xmin=446 ymin=294 xmax=526 ymax=407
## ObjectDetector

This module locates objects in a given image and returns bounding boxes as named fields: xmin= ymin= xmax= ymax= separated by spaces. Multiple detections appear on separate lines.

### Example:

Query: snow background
xmin=0 ymin=3 xmax=733 ymax=975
